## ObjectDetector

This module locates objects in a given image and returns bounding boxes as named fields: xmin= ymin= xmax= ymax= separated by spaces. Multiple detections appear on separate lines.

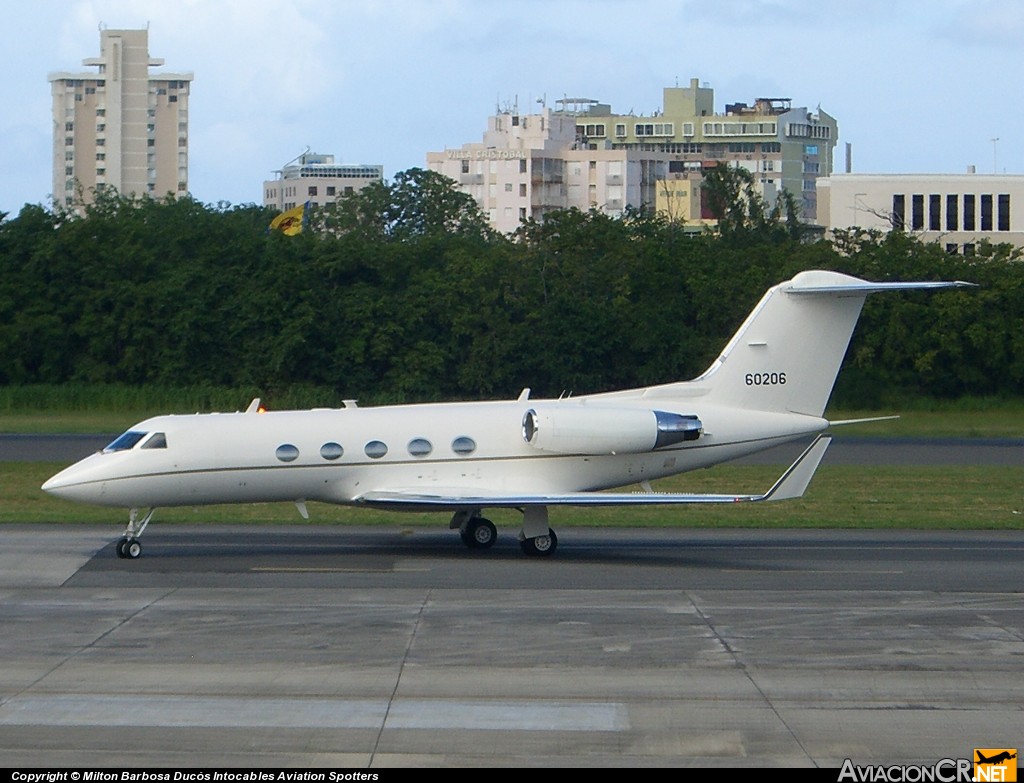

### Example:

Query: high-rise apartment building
xmin=427 ymin=78 xmax=837 ymax=234
xmin=49 ymin=27 xmax=193 ymax=209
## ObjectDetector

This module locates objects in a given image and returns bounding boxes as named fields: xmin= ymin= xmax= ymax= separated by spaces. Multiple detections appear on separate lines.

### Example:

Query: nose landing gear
xmin=115 ymin=507 xmax=156 ymax=559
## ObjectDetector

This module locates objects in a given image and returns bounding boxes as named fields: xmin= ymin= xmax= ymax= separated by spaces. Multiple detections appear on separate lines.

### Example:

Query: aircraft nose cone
xmin=41 ymin=461 xmax=100 ymax=501
xmin=42 ymin=469 xmax=75 ymax=496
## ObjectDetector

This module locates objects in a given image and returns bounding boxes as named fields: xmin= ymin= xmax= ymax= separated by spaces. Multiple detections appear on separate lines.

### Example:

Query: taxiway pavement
xmin=1 ymin=525 xmax=1022 ymax=767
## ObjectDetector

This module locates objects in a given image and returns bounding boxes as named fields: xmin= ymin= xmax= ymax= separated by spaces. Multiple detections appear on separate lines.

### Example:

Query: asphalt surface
xmin=1 ymin=525 xmax=1022 ymax=767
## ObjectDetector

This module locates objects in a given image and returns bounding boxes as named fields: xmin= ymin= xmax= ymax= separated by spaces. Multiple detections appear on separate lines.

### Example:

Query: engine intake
xmin=522 ymin=406 xmax=701 ymax=455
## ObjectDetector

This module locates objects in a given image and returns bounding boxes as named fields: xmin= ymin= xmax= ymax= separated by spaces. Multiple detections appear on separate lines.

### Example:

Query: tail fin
xmin=691 ymin=270 xmax=971 ymax=417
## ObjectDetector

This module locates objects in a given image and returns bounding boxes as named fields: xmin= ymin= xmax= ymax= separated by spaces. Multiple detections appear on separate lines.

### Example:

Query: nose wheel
xmin=115 ymin=508 xmax=156 ymax=559
xmin=116 ymin=537 xmax=142 ymax=559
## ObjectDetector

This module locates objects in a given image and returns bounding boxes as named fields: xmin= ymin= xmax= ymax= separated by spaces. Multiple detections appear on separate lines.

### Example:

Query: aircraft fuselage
xmin=43 ymin=397 xmax=827 ymax=509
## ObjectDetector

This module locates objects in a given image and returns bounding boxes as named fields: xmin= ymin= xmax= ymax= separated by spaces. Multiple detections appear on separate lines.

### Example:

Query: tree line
xmin=1 ymin=168 xmax=1021 ymax=409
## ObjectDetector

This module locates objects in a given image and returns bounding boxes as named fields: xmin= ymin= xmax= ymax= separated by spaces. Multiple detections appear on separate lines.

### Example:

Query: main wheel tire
xmin=461 ymin=518 xmax=497 ymax=549
xmin=115 ymin=538 xmax=128 ymax=559
xmin=467 ymin=518 xmax=497 ymax=549
xmin=520 ymin=528 xmax=558 ymax=557
xmin=124 ymin=539 xmax=142 ymax=559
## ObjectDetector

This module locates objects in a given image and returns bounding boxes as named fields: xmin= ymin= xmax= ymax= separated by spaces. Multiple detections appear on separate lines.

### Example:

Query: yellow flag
xmin=269 ymin=203 xmax=305 ymax=235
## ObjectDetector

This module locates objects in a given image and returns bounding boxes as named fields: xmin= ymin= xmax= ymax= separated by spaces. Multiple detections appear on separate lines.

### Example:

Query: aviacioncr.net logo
xmin=838 ymin=758 xmax=973 ymax=782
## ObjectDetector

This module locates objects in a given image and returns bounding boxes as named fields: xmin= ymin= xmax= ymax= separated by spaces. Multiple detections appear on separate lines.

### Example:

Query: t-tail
xmin=687 ymin=270 xmax=973 ymax=417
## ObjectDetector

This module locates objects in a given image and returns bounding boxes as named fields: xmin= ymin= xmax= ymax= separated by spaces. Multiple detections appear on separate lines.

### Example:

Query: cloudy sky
xmin=2 ymin=0 xmax=1021 ymax=217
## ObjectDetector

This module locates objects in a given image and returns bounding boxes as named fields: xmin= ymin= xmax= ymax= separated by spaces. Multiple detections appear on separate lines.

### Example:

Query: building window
xmin=326 ymin=186 xmax=336 ymax=197
xmin=946 ymin=244 xmax=959 ymax=254
xmin=929 ymin=195 xmax=941 ymax=231
xmin=946 ymin=194 xmax=958 ymax=231
xmin=892 ymin=195 xmax=906 ymax=230
xmin=520 ymin=159 xmax=527 ymax=174
xmin=615 ymin=123 xmax=627 ymax=137
xmin=998 ymin=194 xmax=1010 ymax=231
xmin=308 ymin=186 xmax=317 ymax=197
xmin=911 ymin=194 xmax=924 ymax=230
xmin=635 ymin=122 xmax=674 ymax=137
xmin=980 ymin=194 xmax=993 ymax=231
xmin=963 ymin=195 xmax=975 ymax=231
xmin=963 ymin=243 xmax=976 ymax=257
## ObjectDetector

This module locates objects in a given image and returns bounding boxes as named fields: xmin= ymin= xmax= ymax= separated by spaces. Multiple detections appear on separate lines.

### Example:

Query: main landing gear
xmin=450 ymin=506 xmax=558 ymax=557
xmin=115 ymin=507 xmax=156 ymax=559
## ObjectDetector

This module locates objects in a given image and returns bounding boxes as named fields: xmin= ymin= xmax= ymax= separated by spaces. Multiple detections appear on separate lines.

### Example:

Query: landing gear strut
xmin=518 ymin=505 xmax=557 ymax=557
xmin=449 ymin=506 xmax=559 ymax=556
xmin=116 ymin=507 xmax=156 ymax=559
xmin=520 ymin=528 xmax=558 ymax=557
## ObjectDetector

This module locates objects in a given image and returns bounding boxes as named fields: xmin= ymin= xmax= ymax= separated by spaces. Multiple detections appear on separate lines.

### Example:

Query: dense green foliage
xmin=1 ymin=169 xmax=1021 ymax=408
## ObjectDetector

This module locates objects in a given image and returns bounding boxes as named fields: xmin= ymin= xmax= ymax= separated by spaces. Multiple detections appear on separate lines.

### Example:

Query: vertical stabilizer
xmin=693 ymin=271 xmax=971 ymax=417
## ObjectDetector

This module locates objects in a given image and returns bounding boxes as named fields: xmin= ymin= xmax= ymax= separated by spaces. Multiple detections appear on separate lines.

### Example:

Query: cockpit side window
xmin=103 ymin=431 xmax=148 ymax=453
xmin=141 ymin=432 xmax=167 ymax=449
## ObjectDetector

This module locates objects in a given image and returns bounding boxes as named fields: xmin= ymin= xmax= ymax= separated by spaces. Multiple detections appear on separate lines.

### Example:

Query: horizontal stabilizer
xmin=788 ymin=279 xmax=976 ymax=295
xmin=357 ymin=435 xmax=832 ymax=509
xmin=828 ymin=415 xmax=900 ymax=426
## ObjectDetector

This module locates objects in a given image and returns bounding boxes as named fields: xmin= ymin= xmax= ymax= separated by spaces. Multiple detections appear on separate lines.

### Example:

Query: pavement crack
xmin=689 ymin=592 xmax=817 ymax=768
xmin=0 ymin=587 xmax=179 ymax=708
xmin=369 ymin=588 xmax=431 ymax=767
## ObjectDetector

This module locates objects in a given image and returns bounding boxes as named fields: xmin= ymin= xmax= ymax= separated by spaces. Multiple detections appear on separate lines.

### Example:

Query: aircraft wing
xmin=357 ymin=435 xmax=832 ymax=510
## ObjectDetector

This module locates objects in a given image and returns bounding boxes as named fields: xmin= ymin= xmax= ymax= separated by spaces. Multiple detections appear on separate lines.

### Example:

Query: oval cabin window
xmin=275 ymin=444 xmax=299 ymax=462
xmin=451 ymin=436 xmax=476 ymax=456
xmin=364 ymin=440 xmax=388 ymax=459
xmin=320 ymin=442 xmax=344 ymax=460
xmin=407 ymin=438 xmax=433 ymax=457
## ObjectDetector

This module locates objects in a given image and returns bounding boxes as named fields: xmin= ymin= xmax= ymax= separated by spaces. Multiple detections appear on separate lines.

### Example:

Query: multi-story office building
xmin=49 ymin=27 xmax=192 ymax=210
xmin=263 ymin=152 xmax=384 ymax=211
xmin=427 ymin=78 xmax=837 ymax=234
xmin=818 ymin=173 xmax=1023 ymax=254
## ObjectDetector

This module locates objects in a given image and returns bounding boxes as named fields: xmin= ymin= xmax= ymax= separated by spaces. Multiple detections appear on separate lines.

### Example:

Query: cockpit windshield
xmin=102 ymin=431 xmax=148 ymax=453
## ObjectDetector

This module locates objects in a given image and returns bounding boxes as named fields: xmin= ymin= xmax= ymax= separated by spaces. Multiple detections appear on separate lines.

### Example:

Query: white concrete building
xmin=263 ymin=152 xmax=383 ymax=211
xmin=818 ymin=173 xmax=1022 ymax=253
xmin=49 ymin=28 xmax=192 ymax=209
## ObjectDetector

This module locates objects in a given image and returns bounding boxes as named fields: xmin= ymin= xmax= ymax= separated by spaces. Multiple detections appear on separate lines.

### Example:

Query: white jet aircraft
xmin=42 ymin=270 xmax=971 ymax=558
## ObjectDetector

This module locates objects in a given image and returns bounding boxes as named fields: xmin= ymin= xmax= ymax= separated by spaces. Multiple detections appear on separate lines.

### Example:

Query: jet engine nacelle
xmin=522 ymin=406 xmax=701 ymax=455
